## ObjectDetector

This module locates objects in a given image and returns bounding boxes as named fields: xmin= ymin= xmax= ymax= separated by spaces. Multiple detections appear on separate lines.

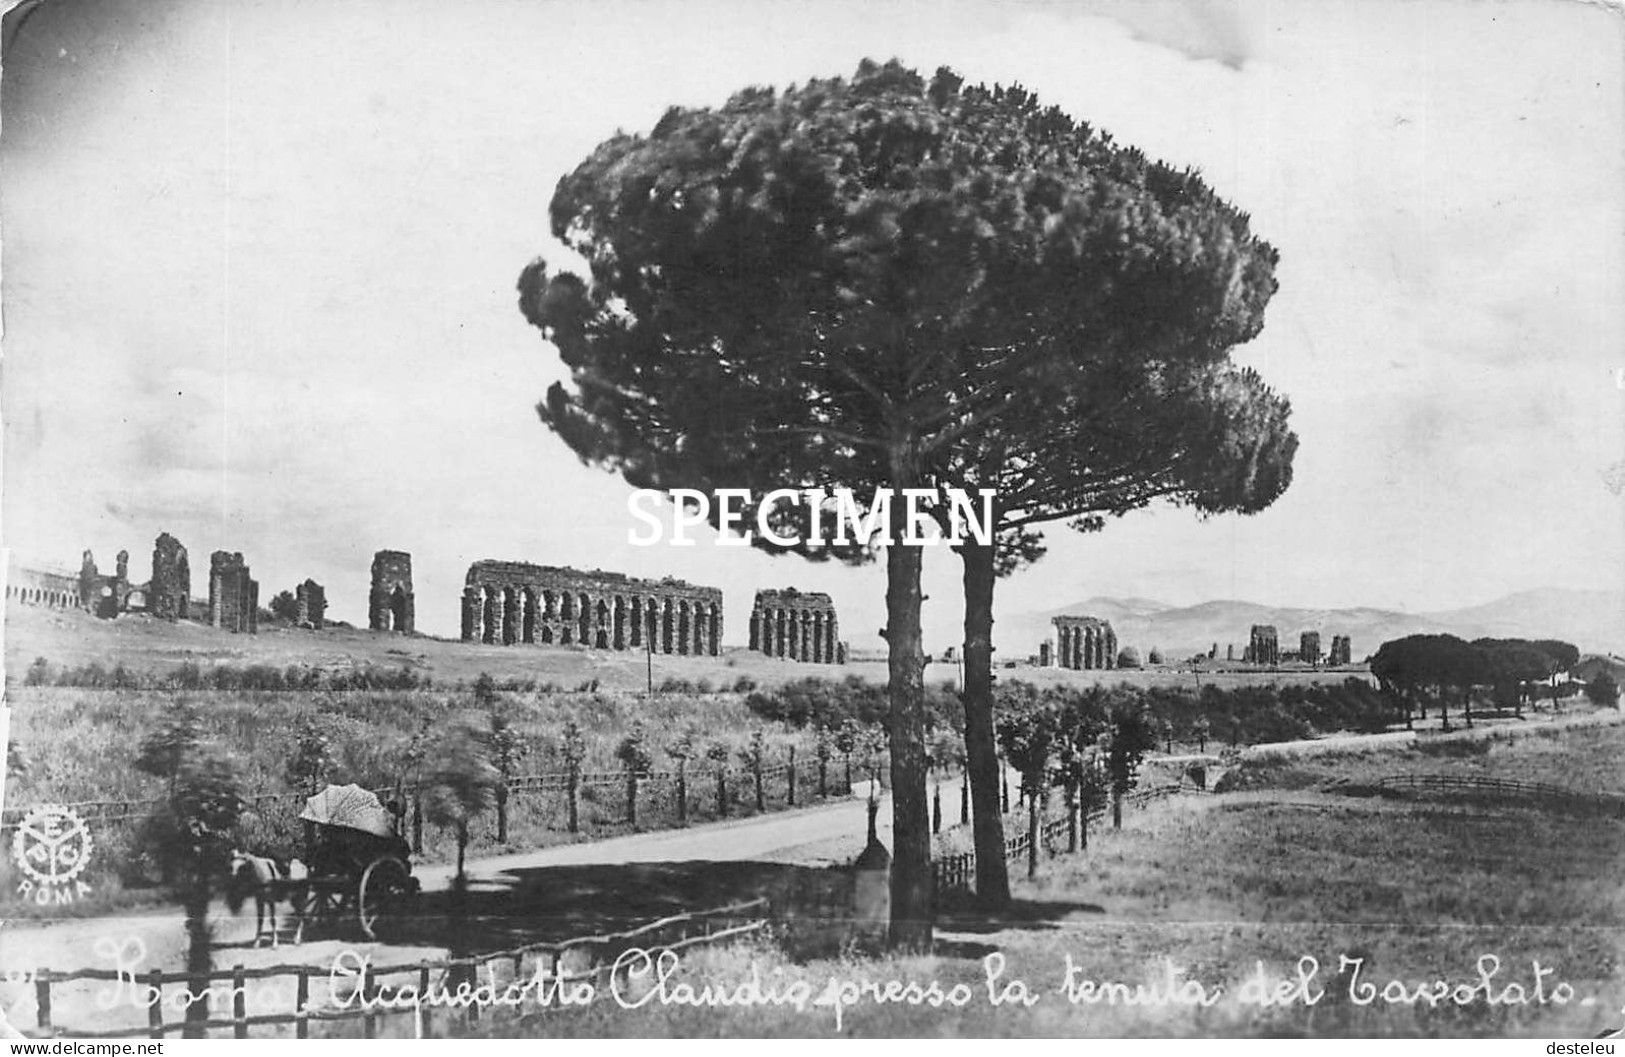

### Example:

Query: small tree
xmin=398 ymin=717 xmax=433 ymax=853
xmin=561 ymin=721 xmax=586 ymax=834
xmin=616 ymin=721 xmax=654 ymax=828
xmin=1148 ymin=647 xmax=1165 ymax=667
xmin=473 ymin=672 xmax=499 ymax=709
xmin=285 ymin=715 xmax=333 ymax=857
xmin=1104 ymin=704 xmax=1158 ymax=829
xmin=24 ymin=657 xmax=49 ymax=687
xmin=1117 ymin=647 xmax=1143 ymax=670
xmin=738 ymin=729 xmax=768 ymax=814
xmin=834 ymin=719 xmax=860 ymax=795
xmin=706 ymin=742 xmax=731 ymax=816
xmin=996 ymin=698 xmax=1059 ymax=879
xmin=813 ymin=725 xmax=832 ymax=799
xmin=422 ymin=718 xmax=502 ymax=884
xmin=488 ymin=713 xmax=528 ymax=843
xmin=1192 ymin=715 xmax=1211 ymax=754
xmin=666 ymin=731 xmax=696 ymax=824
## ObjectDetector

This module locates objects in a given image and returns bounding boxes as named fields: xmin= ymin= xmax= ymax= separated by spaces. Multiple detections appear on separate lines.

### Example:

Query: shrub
xmin=1584 ymin=672 xmax=1619 ymax=706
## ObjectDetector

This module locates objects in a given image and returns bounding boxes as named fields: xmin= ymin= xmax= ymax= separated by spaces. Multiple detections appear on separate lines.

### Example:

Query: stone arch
xmin=613 ymin=596 xmax=627 ymax=650
xmin=578 ymin=593 xmax=591 ymax=644
xmin=629 ymin=597 xmax=643 ymax=648
xmin=661 ymin=599 xmax=674 ymax=654
xmin=559 ymin=592 xmax=573 ymax=619
xmin=541 ymin=623 xmax=554 ymax=644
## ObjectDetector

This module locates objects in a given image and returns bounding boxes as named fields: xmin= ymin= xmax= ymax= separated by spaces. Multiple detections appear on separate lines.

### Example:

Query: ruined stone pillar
xmin=491 ymin=589 xmax=507 ymax=646
xmin=710 ymin=608 xmax=721 ymax=656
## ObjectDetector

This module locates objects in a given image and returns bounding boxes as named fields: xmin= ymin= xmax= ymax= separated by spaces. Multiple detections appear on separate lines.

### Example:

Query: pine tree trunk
xmin=1026 ymin=784 xmax=1040 ymax=880
xmin=885 ymin=483 xmax=933 ymax=952
xmin=788 ymin=747 xmax=796 ymax=807
xmin=496 ymin=785 xmax=508 ymax=844
xmin=1112 ymin=790 xmax=1122 ymax=830
xmin=960 ymin=542 xmax=1010 ymax=908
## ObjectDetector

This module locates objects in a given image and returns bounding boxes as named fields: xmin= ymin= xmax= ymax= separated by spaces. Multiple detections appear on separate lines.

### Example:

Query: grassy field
xmin=3 ymin=601 xmax=1370 ymax=695
xmin=0 ymin=683 xmax=855 ymax=911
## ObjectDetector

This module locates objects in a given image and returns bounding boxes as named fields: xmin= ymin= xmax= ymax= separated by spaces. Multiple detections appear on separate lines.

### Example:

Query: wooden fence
xmin=931 ymin=780 xmax=1191 ymax=896
xmin=1372 ymin=774 xmax=1625 ymax=818
xmin=2 ymin=756 xmax=860 ymax=841
xmin=18 ymin=898 xmax=769 ymax=1040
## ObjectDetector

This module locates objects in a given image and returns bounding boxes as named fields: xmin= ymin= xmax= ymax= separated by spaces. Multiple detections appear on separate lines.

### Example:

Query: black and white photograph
xmin=1 ymin=0 xmax=1621 ymax=1041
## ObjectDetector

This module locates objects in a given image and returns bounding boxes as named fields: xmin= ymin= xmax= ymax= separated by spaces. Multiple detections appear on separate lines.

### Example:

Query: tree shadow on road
xmin=355 ymin=859 xmax=853 ymax=956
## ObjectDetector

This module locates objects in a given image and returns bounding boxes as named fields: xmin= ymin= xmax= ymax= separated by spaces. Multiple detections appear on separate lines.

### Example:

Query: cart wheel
xmin=358 ymin=856 xmax=411 ymax=941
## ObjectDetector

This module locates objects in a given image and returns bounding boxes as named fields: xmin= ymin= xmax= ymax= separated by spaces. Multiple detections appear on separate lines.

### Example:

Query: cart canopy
xmin=299 ymin=784 xmax=396 ymax=838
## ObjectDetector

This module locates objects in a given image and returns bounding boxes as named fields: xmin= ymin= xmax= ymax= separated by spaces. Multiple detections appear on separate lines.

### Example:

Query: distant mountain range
xmin=1001 ymin=588 xmax=1625 ymax=662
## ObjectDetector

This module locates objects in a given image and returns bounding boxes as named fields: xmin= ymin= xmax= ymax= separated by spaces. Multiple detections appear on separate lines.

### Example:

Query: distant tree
xmin=24 ymin=656 xmax=49 ymax=687
xmin=472 ymin=672 xmax=498 ymax=708
xmin=706 ymin=741 xmax=731 ymax=816
xmin=1585 ymin=671 xmax=1620 ymax=707
xmin=488 ymin=713 xmax=528 ymax=843
xmin=422 ymin=718 xmax=502 ymax=884
xmin=1371 ymin=634 xmax=1488 ymax=731
xmin=1473 ymin=639 xmax=1554 ymax=715
xmin=738 ymin=728 xmax=768 ymax=814
xmin=995 ymin=698 xmax=1059 ymax=879
xmin=1192 ymin=715 xmax=1211 ymax=754
xmin=561 ymin=721 xmax=586 ymax=834
xmin=666 ymin=731 xmax=697 ymax=824
xmin=284 ymin=716 xmax=333 ymax=797
xmin=615 ymin=720 xmax=655 ymax=828
xmin=1117 ymin=647 xmax=1143 ymax=670
xmin=1148 ymin=647 xmax=1165 ymax=667
xmin=1103 ymin=703 xmax=1158 ymax=829
xmin=812 ymin=725 xmax=833 ymax=799
xmin=268 ymin=590 xmax=299 ymax=624
xmin=136 ymin=699 xmax=206 ymax=797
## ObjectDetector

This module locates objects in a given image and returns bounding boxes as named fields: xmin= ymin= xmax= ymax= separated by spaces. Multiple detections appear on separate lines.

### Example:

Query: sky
xmin=1 ymin=0 xmax=1621 ymax=651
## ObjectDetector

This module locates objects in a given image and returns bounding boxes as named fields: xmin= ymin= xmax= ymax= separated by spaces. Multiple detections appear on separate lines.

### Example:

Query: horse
xmin=226 ymin=850 xmax=309 ymax=948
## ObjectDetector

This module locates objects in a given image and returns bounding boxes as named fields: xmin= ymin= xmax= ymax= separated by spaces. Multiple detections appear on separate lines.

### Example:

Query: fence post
xmin=147 ymin=969 xmax=164 ymax=1038
xmin=232 ymin=965 xmax=248 ymax=1039
xmin=363 ymin=963 xmax=377 ymax=1039
xmin=787 ymin=747 xmax=796 ymax=807
xmin=418 ymin=964 xmax=432 ymax=1038
xmin=295 ymin=968 xmax=310 ymax=1039
xmin=34 ymin=974 xmax=50 ymax=1035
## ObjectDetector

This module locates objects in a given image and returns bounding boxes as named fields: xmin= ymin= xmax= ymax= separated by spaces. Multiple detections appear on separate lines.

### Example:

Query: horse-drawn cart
xmin=298 ymin=784 xmax=419 ymax=941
